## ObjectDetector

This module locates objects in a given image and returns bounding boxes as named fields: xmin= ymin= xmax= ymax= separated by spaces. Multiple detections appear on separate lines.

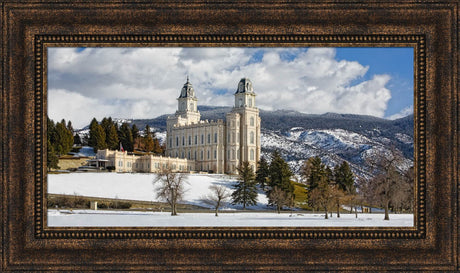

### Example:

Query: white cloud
xmin=48 ymin=47 xmax=394 ymax=129
xmin=387 ymin=105 xmax=414 ymax=120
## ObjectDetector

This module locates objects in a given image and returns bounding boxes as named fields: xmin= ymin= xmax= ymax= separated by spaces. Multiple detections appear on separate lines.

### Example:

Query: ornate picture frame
xmin=1 ymin=1 xmax=458 ymax=271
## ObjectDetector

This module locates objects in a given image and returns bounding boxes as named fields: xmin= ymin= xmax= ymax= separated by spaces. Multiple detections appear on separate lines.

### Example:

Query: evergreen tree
xmin=118 ymin=123 xmax=134 ymax=152
xmin=267 ymin=151 xmax=294 ymax=199
xmin=66 ymin=120 xmax=74 ymax=134
xmin=54 ymin=119 xmax=74 ymax=156
xmin=106 ymin=124 xmax=119 ymax=150
xmin=73 ymin=133 xmax=82 ymax=145
xmin=255 ymin=156 xmax=270 ymax=189
xmin=143 ymin=125 xmax=155 ymax=152
xmin=152 ymin=132 xmax=163 ymax=154
xmin=47 ymin=138 xmax=59 ymax=171
xmin=231 ymin=161 xmax=258 ymax=210
xmin=88 ymin=118 xmax=99 ymax=148
xmin=46 ymin=117 xmax=59 ymax=170
xmin=334 ymin=161 xmax=355 ymax=193
xmin=47 ymin=117 xmax=56 ymax=146
xmin=100 ymin=117 xmax=112 ymax=135
xmin=302 ymin=156 xmax=337 ymax=218
xmin=88 ymin=118 xmax=107 ymax=152
xmin=132 ymin=124 xmax=139 ymax=150
xmin=302 ymin=156 xmax=324 ymax=190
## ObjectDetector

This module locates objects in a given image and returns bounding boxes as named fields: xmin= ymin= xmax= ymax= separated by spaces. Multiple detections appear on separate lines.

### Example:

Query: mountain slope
xmin=76 ymin=106 xmax=414 ymax=177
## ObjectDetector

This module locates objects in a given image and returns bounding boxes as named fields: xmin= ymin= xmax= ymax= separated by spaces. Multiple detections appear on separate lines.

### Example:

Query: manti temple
xmin=96 ymin=77 xmax=261 ymax=174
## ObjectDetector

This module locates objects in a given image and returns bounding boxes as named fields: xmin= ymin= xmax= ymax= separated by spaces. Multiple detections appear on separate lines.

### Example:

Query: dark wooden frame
xmin=1 ymin=1 xmax=458 ymax=271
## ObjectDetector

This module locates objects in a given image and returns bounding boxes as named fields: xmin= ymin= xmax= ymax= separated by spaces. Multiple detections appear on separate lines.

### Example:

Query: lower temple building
xmin=95 ymin=149 xmax=194 ymax=173
xmin=97 ymin=77 xmax=261 ymax=174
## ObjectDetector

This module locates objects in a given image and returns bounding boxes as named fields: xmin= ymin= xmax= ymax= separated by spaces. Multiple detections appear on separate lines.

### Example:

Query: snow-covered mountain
xmin=75 ymin=106 xmax=414 ymax=177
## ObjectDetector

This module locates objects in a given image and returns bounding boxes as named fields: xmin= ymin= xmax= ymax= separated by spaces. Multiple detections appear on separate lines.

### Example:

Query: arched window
xmin=214 ymin=150 xmax=217 ymax=159
xmin=195 ymin=135 xmax=197 ymax=144
xmin=250 ymin=149 xmax=254 ymax=160
xmin=201 ymin=134 xmax=204 ymax=144
xmin=250 ymin=117 xmax=254 ymax=126
xmin=214 ymin=132 xmax=218 ymax=143
xmin=188 ymin=136 xmax=191 ymax=145
xmin=176 ymin=136 xmax=179 ymax=147
xmin=194 ymin=151 xmax=197 ymax=159
xmin=207 ymin=149 xmax=210 ymax=159
xmin=201 ymin=150 xmax=203 ymax=160
xmin=208 ymin=134 xmax=211 ymax=144
xmin=250 ymin=131 xmax=254 ymax=144
xmin=182 ymin=136 xmax=185 ymax=146
xmin=169 ymin=138 xmax=172 ymax=148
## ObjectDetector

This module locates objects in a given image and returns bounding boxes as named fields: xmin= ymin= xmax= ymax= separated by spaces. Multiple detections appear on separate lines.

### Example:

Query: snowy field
xmin=47 ymin=172 xmax=413 ymax=227
xmin=48 ymin=172 xmax=268 ymax=209
xmin=48 ymin=209 xmax=414 ymax=227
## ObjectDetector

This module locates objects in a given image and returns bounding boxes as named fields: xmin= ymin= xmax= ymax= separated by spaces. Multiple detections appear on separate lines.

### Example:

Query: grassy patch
xmin=292 ymin=181 xmax=310 ymax=210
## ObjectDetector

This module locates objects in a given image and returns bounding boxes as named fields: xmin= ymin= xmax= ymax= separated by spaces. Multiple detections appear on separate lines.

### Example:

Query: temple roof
xmin=235 ymin=78 xmax=254 ymax=94
xmin=179 ymin=76 xmax=196 ymax=98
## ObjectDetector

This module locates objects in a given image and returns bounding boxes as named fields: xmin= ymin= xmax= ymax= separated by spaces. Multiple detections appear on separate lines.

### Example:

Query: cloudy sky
xmin=48 ymin=47 xmax=413 ymax=129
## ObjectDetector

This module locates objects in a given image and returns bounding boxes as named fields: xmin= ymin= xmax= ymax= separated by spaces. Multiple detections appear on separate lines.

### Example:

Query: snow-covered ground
xmin=48 ymin=172 xmax=268 ymax=209
xmin=48 ymin=172 xmax=414 ymax=227
xmin=48 ymin=209 xmax=413 ymax=227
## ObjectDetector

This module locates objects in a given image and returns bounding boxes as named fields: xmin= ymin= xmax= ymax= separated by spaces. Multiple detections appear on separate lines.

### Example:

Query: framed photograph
xmin=1 ymin=1 xmax=458 ymax=271
xmin=46 ymin=46 xmax=416 ymax=229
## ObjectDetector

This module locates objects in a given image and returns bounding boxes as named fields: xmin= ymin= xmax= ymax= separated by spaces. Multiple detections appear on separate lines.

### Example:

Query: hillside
xmin=75 ymin=106 xmax=414 ymax=177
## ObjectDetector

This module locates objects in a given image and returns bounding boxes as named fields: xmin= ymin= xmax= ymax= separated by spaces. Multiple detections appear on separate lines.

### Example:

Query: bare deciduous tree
xmin=269 ymin=186 xmax=293 ymax=214
xmin=153 ymin=167 xmax=187 ymax=216
xmin=366 ymin=147 xmax=411 ymax=220
xmin=330 ymin=185 xmax=345 ymax=218
xmin=203 ymin=185 xmax=231 ymax=216
xmin=309 ymin=178 xmax=334 ymax=219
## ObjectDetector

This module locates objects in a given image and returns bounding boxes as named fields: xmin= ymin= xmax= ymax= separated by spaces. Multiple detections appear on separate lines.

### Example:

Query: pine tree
xmin=54 ymin=119 xmax=74 ymax=156
xmin=255 ymin=156 xmax=270 ymax=189
xmin=143 ymin=125 xmax=155 ymax=152
xmin=267 ymin=151 xmax=294 ymax=204
xmin=88 ymin=118 xmax=107 ymax=152
xmin=302 ymin=156 xmax=324 ymax=191
xmin=231 ymin=161 xmax=258 ymax=210
xmin=132 ymin=124 xmax=139 ymax=150
xmin=106 ymin=124 xmax=119 ymax=150
xmin=88 ymin=118 xmax=99 ymax=148
xmin=152 ymin=132 xmax=163 ymax=154
xmin=73 ymin=133 xmax=82 ymax=145
xmin=47 ymin=138 xmax=59 ymax=171
xmin=100 ymin=117 xmax=112 ymax=135
xmin=47 ymin=117 xmax=56 ymax=146
xmin=334 ymin=161 xmax=355 ymax=193
xmin=66 ymin=119 xmax=73 ymax=131
xmin=118 ymin=123 xmax=134 ymax=152
xmin=47 ymin=117 xmax=59 ymax=170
